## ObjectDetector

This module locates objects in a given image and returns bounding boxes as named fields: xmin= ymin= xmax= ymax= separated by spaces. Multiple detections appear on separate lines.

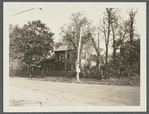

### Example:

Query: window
xmin=67 ymin=63 xmax=71 ymax=71
xmin=58 ymin=53 xmax=61 ymax=59
xmin=52 ymin=65 xmax=55 ymax=71
xmin=82 ymin=52 xmax=84 ymax=59
xmin=58 ymin=53 xmax=59 ymax=59
xmin=58 ymin=53 xmax=65 ymax=60
xmin=84 ymin=53 xmax=86 ymax=59
xmin=45 ymin=66 xmax=48 ymax=72
xmin=48 ymin=65 xmax=51 ymax=71
xmin=67 ymin=52 xmax=70 ymax=59
xmin=50 ymin=65 xmax=55 ymax=71
xmin=31 ymin=67 xmax=34 ymax=72
xmin=65 ymin=52 xmax=67 ymax=59
xmin=35 ymin=67 xmax=40 ymax=71
xmin=62 ymin=53 xmax=65 ymax=59
xmin=51 ymin=65 xmax=54 ymax=71
xmin=71 ymin=64 xmax=74 ymax=71
xmin=72 ymin=52 xmax=76 ymax=59
xmin=65 ymin=63 xmax=67 ymax=70
xmin=50 ymin=65 xmax=53 ymax=71
xmin=46 ymin=66 xmax=48 ymax=71
xmin=82 ymin=52 xmax=86 ymax=59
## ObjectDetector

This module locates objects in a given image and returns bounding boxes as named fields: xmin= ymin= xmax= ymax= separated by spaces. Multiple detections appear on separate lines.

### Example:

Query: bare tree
xmin=110 ymin=9 xmax=119 ymax=63
xmin=61 ymin=12 xmax=92 ymax=49
xmin=99 ymin=8 xmax=113 ymax=65
xmin=87 ymin=28 xmax=104 ymax=71
xmin=127 ymin=8 xmax=138 ymax=47
xmin=60 ymin=12 xmax=93 ymax=68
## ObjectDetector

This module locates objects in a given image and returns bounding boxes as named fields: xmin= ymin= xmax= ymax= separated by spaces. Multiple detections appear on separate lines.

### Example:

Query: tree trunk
xmin=106 ymin=9 xmax=111 ymax=65
xmin=96 ymin=57 xmax=99 ymax=71
xmin=130 ymin=18 xmax=133 ymax=47
xmin=113 ymin=40 xmax=116 ymax=75
xmin=113 ymin=40 xmax=116 ymax=62
xmin=105 ymin=44 xmax=108 ymax=65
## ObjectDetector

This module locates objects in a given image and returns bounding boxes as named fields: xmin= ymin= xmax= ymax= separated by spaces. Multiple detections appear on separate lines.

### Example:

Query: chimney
xmin=53 ymin=46 xmax=55 ymax=52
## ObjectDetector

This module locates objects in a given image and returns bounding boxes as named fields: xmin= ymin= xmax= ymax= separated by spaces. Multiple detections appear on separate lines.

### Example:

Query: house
xmin=30 ymin=43 xmax=91 ymax=77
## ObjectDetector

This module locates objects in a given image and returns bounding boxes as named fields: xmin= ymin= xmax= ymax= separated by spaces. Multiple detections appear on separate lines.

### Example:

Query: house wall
xmin=80 ymin=49 xmax=88 ymax=68
xmin=55 ymin=49 xmax=94 ymax=70
xmin=28 ymin=48 xmax=98 ymax=77
xmin=55 ymin=50 xmax=76 ymax=71
xmin=55 ymin=50 xmax=76 ymax=62
xmin=29 ymin=51 xmax=76 ymax=77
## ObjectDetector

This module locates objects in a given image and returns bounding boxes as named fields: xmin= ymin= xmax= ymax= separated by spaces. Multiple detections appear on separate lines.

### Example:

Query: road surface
xmin=9 ymin=77 xmax=140 ymax=106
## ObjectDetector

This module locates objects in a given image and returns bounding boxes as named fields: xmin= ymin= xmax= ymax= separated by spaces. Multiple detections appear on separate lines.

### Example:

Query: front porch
xmin=29 ymin=59 xmax=76 ymax=77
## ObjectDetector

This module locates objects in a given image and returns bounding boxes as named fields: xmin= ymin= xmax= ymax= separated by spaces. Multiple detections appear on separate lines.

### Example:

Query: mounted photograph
xmin=3 ymin=2 xmax=146 ymax=112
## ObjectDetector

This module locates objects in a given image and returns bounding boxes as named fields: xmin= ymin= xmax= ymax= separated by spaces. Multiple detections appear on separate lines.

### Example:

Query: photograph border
xmin=2 ymin=0 xmax=148 ymax=113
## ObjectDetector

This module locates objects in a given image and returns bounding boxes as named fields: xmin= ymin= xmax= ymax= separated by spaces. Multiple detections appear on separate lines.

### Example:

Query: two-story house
xmin=30 ymin=43 xmax=90 ymax=77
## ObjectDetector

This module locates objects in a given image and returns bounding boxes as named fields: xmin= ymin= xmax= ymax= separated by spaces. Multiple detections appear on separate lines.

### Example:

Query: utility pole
xmin=97 ymin=27 xmax=100 ymax=74
xmin=75 ymin=27 xmax=82 ymax=82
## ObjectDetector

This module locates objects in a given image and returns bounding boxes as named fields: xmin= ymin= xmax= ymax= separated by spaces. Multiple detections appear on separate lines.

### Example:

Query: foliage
xmin=120 ymin=39 xmax=140 ymax=73
xmin=10 ymin=20 xmax=54 ymax=65
xmin=97 ymin=8 xmax=140 ymax=78
xmin=101 ymin=38 xmax=140 ymax=77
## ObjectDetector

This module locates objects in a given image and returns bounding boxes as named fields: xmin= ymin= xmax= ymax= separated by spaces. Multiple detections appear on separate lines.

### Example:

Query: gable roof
xmin=35 ymin=59 xmax=55 ymax=66
xmin=30 ymin=61 xmax=41 ymax=66
xmin=46 ymin=52 xmax=55 ymax=59
xmin=55 ymin=44 xmax=74 ymax=52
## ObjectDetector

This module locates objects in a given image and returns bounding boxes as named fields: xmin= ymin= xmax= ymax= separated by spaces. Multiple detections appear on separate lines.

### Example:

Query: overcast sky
xmin=7 ymin=2 xmax=143 ymax=54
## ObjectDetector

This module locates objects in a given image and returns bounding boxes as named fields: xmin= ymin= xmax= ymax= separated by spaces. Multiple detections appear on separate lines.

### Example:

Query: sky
xmin=7 ymin=2 xmax=142 ymax=54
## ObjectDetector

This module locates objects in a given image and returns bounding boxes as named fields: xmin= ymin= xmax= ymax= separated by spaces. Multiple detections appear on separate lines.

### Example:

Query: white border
xmin=3 ymin=2 xmax=146 ymax=112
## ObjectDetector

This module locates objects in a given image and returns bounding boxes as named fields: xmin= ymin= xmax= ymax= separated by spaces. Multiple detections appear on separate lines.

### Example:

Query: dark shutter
xmin=48 ymin=65 xmax=50 ymax=71
xmin=68 ymin=52 xmax=69 ymax=59
xmin=65 ymin=63 xmax=67 ymax=71
xmin=84 ymin=53 xmax=86 ymax=59
xmin=67 ymin=63 xmax=71 ymax=71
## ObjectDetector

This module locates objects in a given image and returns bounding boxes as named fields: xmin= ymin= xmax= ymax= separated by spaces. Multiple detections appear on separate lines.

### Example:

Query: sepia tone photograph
xmin=3 ymin=2 xmax=146 ymax=112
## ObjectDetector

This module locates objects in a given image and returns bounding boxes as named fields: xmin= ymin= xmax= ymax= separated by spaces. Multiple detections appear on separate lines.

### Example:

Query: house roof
xmin=30 ymin=61 xmax=41 ymax=66
xmin=36 ymin=59 xmax=55 ymax=66
xmin=46 ymin=52 xmax=55 ymax=59
xmin=55 ymin=44 xmax=74 ymax=52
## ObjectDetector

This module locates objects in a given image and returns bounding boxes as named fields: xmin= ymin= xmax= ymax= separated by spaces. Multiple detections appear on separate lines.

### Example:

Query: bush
xmin=82 ymin=66 xmax=102 ymax=80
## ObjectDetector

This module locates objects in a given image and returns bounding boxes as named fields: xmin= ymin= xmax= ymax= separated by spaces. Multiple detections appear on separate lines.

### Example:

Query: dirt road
xmin=9 ymin=77 xmax=140 ymax=106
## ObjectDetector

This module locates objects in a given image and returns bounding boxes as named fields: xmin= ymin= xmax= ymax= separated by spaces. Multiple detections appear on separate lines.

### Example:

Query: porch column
xmin=41 ymin=66 xmax=44 ymax=76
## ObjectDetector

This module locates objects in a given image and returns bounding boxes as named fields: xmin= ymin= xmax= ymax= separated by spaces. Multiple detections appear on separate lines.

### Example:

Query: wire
xmin=11 ymin=8 xmax=35 ymax=16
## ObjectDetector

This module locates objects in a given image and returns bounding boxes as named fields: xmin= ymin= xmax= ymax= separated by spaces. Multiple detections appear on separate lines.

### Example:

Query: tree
xmin=61 ymin=12 xmax=104 ymax=73
xmin=99 ymin=8 xmax=113 ymax=65
xmin=116 ymin=13 xmax=140 ymax=76
xmin=9 ymin=24 xmax=22 ymax=60
xmin=9 ymin=24 xmax=23 ymax=75
xmin=87 ymin=28 xmax=104 ymax=71
xmin=124 ymin=8 xmax=138 ymax=70
xmin=60 ymin=12 xmax=93 ymax=66
xmin=119 ymin=38 xmax=140 ymax=76
xmin=109 ymin=9 xmax=119 ymax=65
xmin=10 ymin=20 xmax=54 ymax=66
xmin=127 ymin=9 xmax=138 ymax=47
xmin=109 ymin=8 xmax=130 ymax=75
